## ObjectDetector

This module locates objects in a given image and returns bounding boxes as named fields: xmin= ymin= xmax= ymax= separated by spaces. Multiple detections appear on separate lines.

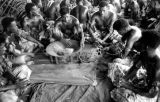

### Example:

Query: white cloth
xmin=108 ymin=62 xmax=130 ymax=83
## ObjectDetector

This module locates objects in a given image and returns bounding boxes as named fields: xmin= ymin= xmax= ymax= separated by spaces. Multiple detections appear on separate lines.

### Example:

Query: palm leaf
xmin=1 ymin=0 xmax=14 ymax=16
xmin=0 ymin=0 xmax=27 ymax=17
xmin=7 ymin=0 xmax=16 ymax=15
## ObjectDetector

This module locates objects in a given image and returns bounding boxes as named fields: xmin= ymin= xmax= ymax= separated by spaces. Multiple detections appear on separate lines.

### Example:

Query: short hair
xmin=60 ymin=6 xmax=70 ymax=16
xmin=1 ymin=17 xmax=15 ymax=32
xmin=76 ymin=0 xmax=83 ymax=4
xmin=99 ymin=1 xmax=109 ymax=7
xmin=25 ymin=3 xmax=36 ymax=16
xmin=113 ymin=19 xmax=129 ymax=31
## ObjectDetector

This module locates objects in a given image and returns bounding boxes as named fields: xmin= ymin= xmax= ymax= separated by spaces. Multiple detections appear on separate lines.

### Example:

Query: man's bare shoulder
xmin=130 ymin=26 xmax=142 ymax=39
xmin=92 ymin=11 xmax=100 ymax=18
xmin=92 ymin=11 xmax=100 ymax=16
xmin=131 ymin=26 xmax=142 ymax=34
xmin=72 ymin=5 xmax=88 ymax=12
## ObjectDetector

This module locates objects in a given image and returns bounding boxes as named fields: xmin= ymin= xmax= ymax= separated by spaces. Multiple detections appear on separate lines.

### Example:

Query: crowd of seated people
xmin=0 ymin=0 xmax=160 ymax=102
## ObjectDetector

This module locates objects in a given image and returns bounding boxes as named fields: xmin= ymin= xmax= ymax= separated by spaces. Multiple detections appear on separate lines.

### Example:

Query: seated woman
xmin=1 ymin=17 xmax=43 ymax=65
xmin=0 ymin=34 xmax=32 ymax=82
xmin=22 ymin=3 xmax=44 ymax=40
xmin=0 ymin=35 xmax=31 ymax=102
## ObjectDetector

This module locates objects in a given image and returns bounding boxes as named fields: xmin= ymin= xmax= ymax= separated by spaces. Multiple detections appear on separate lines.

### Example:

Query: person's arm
xmin=26 ymin=36 xmax=43 ymax=47
xmin=73 ymin=19 xmax=85 ymax=47
xmin=89 ymin=14 xmax=104 ymax=43
xmin=86 ymin=8 xmax=91 ymax=22
xmin=73 ymin=19 xmax=82 ymax=34
xmin=9 ymin=43 xmax=22 ymax=56
xmin=53 ymin=19 xmax=64 ymax=40
xmin=123 ymin=38 xmax=134 ymax=58
xmin=89 ymin=14 xmax=97 ymax=37
xmin=102 ymin=32 xmax=112 ymax=42
xmin=123 ymin=32 xmax=140 ymax=58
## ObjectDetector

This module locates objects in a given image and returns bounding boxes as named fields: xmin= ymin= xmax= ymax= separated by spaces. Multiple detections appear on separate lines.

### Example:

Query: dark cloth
xmin=125 ymin=51 xmax=160 ymax=92
xmin=140 ymin=30 xmax=160 ymax=49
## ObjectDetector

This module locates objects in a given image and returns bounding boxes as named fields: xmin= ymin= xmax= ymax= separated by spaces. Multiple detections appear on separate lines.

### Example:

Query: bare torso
xmin=71 ymin=5 xmax=89 ymax=24
xmin=92 ymin=11 xmax=114 ymax=32
xmin=55 ymin=15 xmax=80 ymax=38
